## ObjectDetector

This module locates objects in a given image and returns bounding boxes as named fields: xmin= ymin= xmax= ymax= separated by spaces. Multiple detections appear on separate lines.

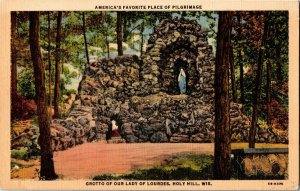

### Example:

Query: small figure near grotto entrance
xmin=106 ymin=118 xmax=126 ymax=143
xmin=178 ymin=68 xmax=186 ymax=94
xmin=111 ymin=120 xmax=120 ymax=137
xmin=106 ymin=120 xmax=120 ymax=140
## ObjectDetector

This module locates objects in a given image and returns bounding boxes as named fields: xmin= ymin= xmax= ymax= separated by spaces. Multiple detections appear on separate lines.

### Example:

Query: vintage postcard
xmin=0 ymin=0 xmax=299 ymax=190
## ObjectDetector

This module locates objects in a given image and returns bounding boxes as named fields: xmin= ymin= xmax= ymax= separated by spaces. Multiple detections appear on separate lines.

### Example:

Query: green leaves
xmin=18 ymin=67 xmax=35 ymax=98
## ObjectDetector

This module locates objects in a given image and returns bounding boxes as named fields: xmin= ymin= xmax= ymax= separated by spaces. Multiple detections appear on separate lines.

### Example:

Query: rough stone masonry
xmin=48 ymin=18 xmax=287 ymax=151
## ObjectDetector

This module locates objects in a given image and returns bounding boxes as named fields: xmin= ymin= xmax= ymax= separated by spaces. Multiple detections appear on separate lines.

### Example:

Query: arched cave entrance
xmin=141 ymin=18 xmax=215 ymax=97
xmin=159 ymin=45 xmax=199 ymax=95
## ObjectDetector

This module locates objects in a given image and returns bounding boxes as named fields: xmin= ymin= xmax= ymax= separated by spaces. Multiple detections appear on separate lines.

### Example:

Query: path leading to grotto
xmin=53 ymin=142 xmax=214 ymax=179
xmin=11 ymin=142 xmax=287 ymax=180
xmin=53 ymin=142 xmax=288 ymax=179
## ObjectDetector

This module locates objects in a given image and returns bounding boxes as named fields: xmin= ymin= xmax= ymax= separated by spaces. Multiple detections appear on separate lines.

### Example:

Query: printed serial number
xmin=268 ymin=182 xmax=284 ymax=186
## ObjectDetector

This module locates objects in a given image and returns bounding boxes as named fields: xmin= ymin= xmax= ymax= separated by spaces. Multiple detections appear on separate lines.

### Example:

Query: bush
xmin=11 ymin=96 xmax=37 ymax=120
xmin=18 ymin=67 xmax=35 ymax=99
xmin=11 ymin=148 xmax=29 ymax=160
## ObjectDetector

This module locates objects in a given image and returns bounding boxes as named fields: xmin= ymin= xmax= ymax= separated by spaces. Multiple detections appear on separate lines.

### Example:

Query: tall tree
xmin=275 ymin=45 xmax=283 ymax=85
xmin=105 ymin=31 xmax=110 ymax=58
xmin=100 ymin=12 xmax=114 ymax=59
xmin=116 ymin=12 xmax=123 ymax=56
xmin=249 ymin=13 xmax=269 ymax=148
xmin=29 ymin=12 xmax=57 ymax=180
xmin=54 ymin=11 xmax=62 ymax=118
xmin=229 ymin=44 xmax=237 ymax=102
xmin=82 ymin=12 xmax=90 ymax=67
xmin=47 ymin=12 xmax=52 ymax=116
xmin=104 ymin=13 xmax=110 ymax=58
xmin=122 ymin=12 xmax=128 ymax=42
xmin=237 ymin=13 xmax=245 ymax=104
xmin=140 ymin=19 xmax=145 ymax=56
xmin=266 ymin=49 xmax=272 ymax=126
xmin=214 ymin=11 xmax=233 ymax=180
xmin=11 ymin=12 xmax=18 ymax=111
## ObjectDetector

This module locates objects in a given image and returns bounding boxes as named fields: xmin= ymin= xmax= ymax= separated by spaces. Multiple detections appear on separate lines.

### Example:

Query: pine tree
xmin=82 ymin=12 xmax=90 ymax=67
xmin=116 ymin=12 xmax=123 ymax=56
xmin=214 ymin=11 xmax=233 ymax=180
xmin=249 ymin=13 xmax=269 ymax=148
xmin=54 ymin=11 xmax=62 ymax=118
xmin=29 ymin=11 xmax=57 ymax=180
xmin=11 ymin=12 xmax=18 ymax=115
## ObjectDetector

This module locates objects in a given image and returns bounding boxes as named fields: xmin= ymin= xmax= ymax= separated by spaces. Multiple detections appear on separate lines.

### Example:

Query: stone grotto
xmin=47 ymin=18 xmax=288 ymax=151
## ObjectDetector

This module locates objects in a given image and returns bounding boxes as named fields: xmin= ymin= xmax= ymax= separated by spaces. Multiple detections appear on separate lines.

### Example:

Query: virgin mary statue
xmin=178 ymin=68 xmax=186 ymax=94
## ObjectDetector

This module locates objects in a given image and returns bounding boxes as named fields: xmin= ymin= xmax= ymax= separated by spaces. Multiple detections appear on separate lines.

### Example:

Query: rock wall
xmin=141 ymin=18 xmax=214 ymax=100
xmin=47 ymin=18 xmax=288 ymax=151
xmin=51 ymin=55 xmax=143 ymax=151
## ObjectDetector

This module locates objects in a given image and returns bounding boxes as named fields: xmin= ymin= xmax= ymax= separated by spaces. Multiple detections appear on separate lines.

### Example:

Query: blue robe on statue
xmin=178 ymin=69 xmax=186 ymax=94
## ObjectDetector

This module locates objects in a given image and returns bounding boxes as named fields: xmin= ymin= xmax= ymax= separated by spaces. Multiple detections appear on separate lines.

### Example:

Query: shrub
xmin=11 ymin=96 xmax=37 ymax=120
xmin=18 ymin=67 xmax=35 ymax=99
xmin=11 ymin=148 xmax=29 ymax=160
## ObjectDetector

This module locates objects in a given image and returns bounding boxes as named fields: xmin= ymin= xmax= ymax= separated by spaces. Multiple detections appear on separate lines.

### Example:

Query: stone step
xmin=107 ymin=137 xmax=126 ymax=144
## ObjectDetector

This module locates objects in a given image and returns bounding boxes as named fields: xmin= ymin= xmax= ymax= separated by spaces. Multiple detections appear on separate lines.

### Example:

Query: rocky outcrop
xmin=11 ymin=120 xmax=39 ymax=155
xmin=42 ymin=18 xmax=288 ymax=151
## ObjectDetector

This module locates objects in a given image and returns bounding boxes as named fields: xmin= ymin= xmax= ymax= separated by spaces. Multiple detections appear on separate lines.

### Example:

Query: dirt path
xmin=12 ymin=142 xmax=287 ymax=180
xmin=53 ymin=142 xmax=214 ymax=179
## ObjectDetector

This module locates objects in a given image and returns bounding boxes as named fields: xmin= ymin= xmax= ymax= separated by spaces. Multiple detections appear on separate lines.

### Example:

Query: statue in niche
xmin=111 ymin=120 xmax=120 ymax=137
xmin=106 ymin=120 xmax=120 ymax=140
xmin=178 ymin=68 xmax=186 ymax=94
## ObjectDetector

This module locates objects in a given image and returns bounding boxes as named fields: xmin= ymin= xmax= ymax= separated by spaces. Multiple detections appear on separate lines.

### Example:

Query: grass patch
xmin=93 ymin=174 xmax=120 ymax=180
xmin=11 ymin=148 xmax=29 ymax=160
xmin=11 ymin=161 xmax=34 ymax=169
xmin=93 ymin=154 xmax=213 ymax=180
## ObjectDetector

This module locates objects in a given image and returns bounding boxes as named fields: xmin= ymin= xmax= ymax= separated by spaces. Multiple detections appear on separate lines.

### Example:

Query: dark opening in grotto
xmin=174 ymin=58 xmax=189 ymax=94
xmin=106 ymin=114 xmax=122 ymax=140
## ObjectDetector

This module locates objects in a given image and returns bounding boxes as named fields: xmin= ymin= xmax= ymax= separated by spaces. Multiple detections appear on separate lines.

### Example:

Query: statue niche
xmin=147 ymin=28 xmax=203 ymax=95
xmin=175 ymin=59 xmax=189 ymax=94
xmin=160 ymin=47 xmax=199 ymax=95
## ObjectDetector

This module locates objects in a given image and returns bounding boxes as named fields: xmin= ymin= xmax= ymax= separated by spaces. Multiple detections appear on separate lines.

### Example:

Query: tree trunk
xmin=116 ymin=12 xmax=123 ymax=56
xmin=237 ymin=14 xmax=245 ymax=104
xmin=105 ymin=30 xmax=110 ymax=58
xmin=213 ymin=11 xmax=233 ymax=180
xmin=54 ymin=11 xmax=62 ymax=118
xmin=29 ymin=12 xmax=57 ymax=180
xmin=140 ymin=20 xmax=144 ymax=56
xmin=239 ymin=54 xmax=244 ymax=104
xmin=104 ymin=12 xmax=110 ymax=58
xmin=11 ymin=12 xmax=18 ymax=114
xmin=275 ymin=46 xmax=283 ymax=85
xmin=47 ymin=12 xmax=52 ymax=118
xmin=82 ymin=12 xmax=90 ymax=67
xmin=122 ymin=12 xmax=128 ymax=42
xmin=229 ymin=45 xmax=237 ymax=102
xmin=249 ymin=14 xmax=269 ymax=148
xmin=266 ymin=50 xmax=271 ymax=126
xmin=266 ymin=60 xmax=272 ymax=126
